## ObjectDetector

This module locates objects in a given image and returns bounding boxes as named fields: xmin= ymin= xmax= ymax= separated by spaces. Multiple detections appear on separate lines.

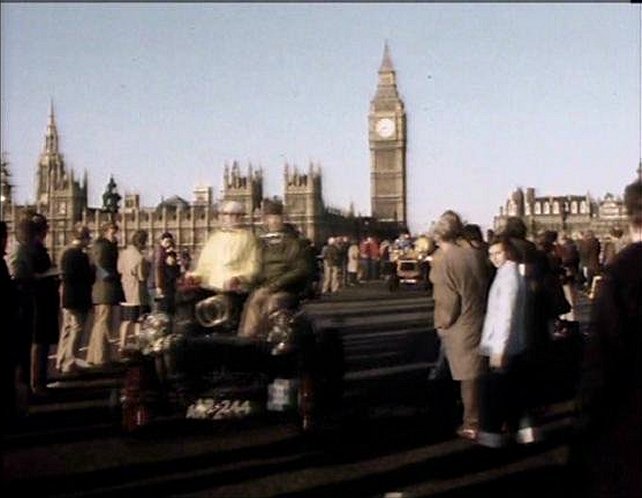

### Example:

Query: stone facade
xmin=2 ymin=45 xmax=409 ymax=259
xmin=494 ymin=186 xmax=629 ymax=240
xmin=2 ymin=107 xmax=364 ymax=263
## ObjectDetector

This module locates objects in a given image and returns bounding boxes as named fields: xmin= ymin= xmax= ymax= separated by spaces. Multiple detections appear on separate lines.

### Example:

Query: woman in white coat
xmin=477 ymin=235 xmax=537 ymax=448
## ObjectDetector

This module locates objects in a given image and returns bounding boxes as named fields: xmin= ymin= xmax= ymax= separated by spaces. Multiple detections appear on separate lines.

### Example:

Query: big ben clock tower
xmin=369 ymin=42 xmax=407 ymax=231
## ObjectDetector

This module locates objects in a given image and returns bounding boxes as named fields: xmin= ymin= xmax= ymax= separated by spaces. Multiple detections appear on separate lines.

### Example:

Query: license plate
xmin=186 ymin=398 xmax=255 ymax=420
xmin=267 ymin=378 xmax=298 ymax=412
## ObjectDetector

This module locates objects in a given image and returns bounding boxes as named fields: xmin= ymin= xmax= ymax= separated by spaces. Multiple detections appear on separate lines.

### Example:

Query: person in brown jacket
xmin=429 ymin=210 xmax=490 ymax=440
xmin=87 ymin=221 xmax=121 ymax=367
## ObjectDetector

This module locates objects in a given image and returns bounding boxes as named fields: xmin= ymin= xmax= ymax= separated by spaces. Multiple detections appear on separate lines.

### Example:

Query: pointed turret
xmin=372 ymin=42 xmax=403 ymax=107
xmin=379 ymin=41 xmax=395 ymax=73
xmin=44 ymin=99 xmax=59 ymax=154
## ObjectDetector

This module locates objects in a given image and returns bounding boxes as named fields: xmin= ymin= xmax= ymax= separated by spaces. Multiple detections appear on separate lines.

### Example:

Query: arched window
xmin=580 ymin=201 xmax=588 ymax=214
xmin=553 ymin=202 xmax=560 ymax=214
xmin=571 ymin=201 xmax=578 ymax=214
xmin=543 ymin=202 xmax=550 ymax=215
xmin=534 ymin=202 xmax=541 ymax=215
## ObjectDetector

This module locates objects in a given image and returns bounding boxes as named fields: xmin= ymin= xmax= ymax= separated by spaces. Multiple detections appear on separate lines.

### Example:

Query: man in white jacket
xmin=189 ymin=200 xmax=259 ymax=293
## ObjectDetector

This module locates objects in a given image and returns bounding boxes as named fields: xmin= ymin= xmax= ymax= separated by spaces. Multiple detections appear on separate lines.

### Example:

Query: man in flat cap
xmin=189 ymin=200 xmax=259 ymax=293
xmin=239 ymin=198 xmax=313 ymax=338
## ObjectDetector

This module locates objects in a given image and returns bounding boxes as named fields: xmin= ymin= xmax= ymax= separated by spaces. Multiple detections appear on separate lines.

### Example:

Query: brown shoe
xmin=456 ymin=427 xmax=478 ymax=441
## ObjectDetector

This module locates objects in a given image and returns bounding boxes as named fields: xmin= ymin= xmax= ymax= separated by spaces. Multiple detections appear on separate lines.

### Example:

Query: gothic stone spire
xmin=379 ymin=41 xmax=395 ymax=73
xmin=44 ymin=98 xmax=59 ymax=155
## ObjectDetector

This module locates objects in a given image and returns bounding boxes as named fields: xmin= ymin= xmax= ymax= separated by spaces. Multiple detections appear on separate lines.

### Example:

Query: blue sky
xmin=1 ymin=3 xmax=640 ymax=234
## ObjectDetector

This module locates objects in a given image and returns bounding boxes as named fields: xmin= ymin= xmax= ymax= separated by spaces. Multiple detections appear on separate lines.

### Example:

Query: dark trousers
xmin=479 ymin=356 xmax=528 ymax=434
xmin=31 ymin=343 xmax=49 ymax=392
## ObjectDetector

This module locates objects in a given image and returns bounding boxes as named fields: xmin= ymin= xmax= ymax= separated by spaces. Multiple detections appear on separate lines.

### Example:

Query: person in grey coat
xmin=429 ymin=210 xmax=490 ymax=441
xmin=87 ymin=221 xmax=122 ymax=366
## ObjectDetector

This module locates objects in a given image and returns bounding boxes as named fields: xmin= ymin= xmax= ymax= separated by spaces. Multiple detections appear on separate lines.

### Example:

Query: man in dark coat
xmin=571 ymin=178 xmax=642 ymax=498
xmin=56 ymin=224 xmax=93 ymax=374
xmin=239 ymin=199 xmax=312 ymax=338
xmin=578 ymin=230 xmax=601 ymax=292
xmin=501 ymin=217 xmax=565 ymax=430
xmin=154 ymin=232 xmax=180 ymax=315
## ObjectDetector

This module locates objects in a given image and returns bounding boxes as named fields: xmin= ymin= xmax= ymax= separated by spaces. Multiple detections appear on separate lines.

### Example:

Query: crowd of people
xmin=426 ymin=178 xmax=641 ymax=497
xmin=1 ymin=212 xmax=191 ymax=421
xmin=2 ymin=178 xmax=640 ymax=496
xmin=2 ymin=198 xmax=321 ymax=421
xmin=316 ymin=231 xmax=436 ymax=295
xmin=426 ymin=202 xmax=641 ymax=449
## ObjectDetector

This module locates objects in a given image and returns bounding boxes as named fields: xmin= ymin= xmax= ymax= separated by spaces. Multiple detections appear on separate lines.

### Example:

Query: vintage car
xmin=387 ymin=257 xmax=431 ymax=292
xmin=119 ymin=287 xmax=343 ymax=433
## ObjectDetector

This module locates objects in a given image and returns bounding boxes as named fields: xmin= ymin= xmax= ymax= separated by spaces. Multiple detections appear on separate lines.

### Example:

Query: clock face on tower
xmin=375 ymin=118 xmax=395 ymax=138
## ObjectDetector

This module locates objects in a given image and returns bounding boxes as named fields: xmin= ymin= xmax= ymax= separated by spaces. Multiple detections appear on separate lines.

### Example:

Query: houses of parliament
xmin=1 ymin=44 xmax=409 ymax=262
xmin=1 ymin=43 xmax=632 ymax=262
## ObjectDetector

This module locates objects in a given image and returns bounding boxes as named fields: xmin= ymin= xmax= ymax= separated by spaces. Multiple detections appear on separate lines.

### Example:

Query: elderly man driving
xmin=188 ymin=200 xmax=259 ymax=293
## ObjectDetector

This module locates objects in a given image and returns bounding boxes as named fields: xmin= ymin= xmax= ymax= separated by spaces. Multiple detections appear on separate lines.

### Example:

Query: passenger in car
xmin=238 ymin=198 xmax=312 ymax=338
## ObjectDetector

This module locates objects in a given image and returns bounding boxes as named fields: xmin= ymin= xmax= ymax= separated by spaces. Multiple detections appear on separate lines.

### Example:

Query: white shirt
xmin=193 ymin=228 xmax=259 ymax=291
xmin=479 ymin=260 xmax=528 ymax=357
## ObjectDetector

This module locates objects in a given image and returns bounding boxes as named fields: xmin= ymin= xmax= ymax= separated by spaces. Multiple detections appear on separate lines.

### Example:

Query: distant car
xmin=118 ymin=287 xmax=343 ymax=434
xmin=387 ymin=257 xmax=431 ymax=292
